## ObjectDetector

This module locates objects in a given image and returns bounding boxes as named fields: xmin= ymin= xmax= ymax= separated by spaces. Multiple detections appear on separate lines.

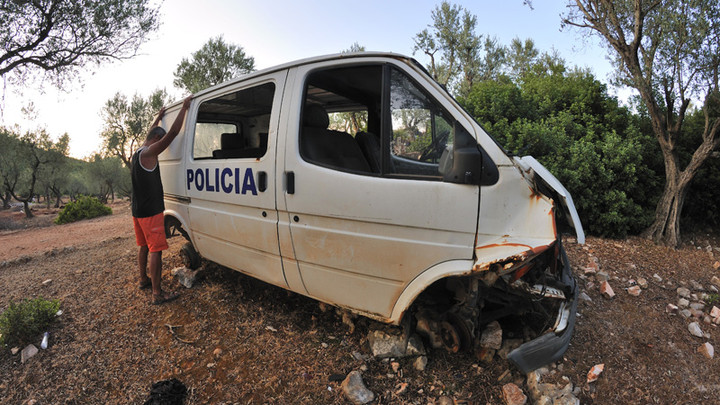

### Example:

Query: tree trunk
xmin=0 ymin=191 xmax=10 ymax=210
xmin=22 ymin=200 xmax=33 ymax=218
xmin=642 ymin=177 xmax=689 ymax=247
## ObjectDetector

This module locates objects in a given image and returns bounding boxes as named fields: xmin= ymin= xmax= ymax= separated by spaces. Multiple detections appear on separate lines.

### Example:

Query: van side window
xmin=299 ymin=65 xmax=464 ymax=179
xmin=389 ymin=68 xmax=454 ymax=178
xmin=300 ymin=65 xmax=382 ymax=174
xmin=193 ymin=82 xmax=275 ymax=160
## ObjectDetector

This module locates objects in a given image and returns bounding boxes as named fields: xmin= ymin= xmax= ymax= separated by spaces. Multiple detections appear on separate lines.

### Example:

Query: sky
xmin=0 ymin=0 xmax=616 ymax=159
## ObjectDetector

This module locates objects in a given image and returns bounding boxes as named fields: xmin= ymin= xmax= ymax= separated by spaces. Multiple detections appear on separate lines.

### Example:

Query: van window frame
xmin=191 ymin=80 xmax=277 ymax=162
xmin=299 ymin=62 xmax=470 ymax=182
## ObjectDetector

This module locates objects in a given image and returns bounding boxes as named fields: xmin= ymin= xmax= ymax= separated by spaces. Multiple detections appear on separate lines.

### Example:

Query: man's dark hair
xmin=147 ymin=126 xmax=167 ymax=140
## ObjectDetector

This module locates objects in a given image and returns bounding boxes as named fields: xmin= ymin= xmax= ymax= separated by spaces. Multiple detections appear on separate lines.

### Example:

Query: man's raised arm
xmin=145 ymin=96 xmax=193 ymax=157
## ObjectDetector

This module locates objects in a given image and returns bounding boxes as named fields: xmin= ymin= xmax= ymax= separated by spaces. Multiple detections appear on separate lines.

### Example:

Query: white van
xmin=158 ymin=52 xmax=585 ymax=373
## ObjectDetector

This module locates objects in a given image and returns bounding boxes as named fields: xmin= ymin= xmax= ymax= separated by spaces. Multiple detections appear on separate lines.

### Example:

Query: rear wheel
xmin=179 ymin=242 xmax=201 ymax=270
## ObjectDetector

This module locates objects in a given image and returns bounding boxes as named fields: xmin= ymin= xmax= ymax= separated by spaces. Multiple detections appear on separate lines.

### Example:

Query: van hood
xmin=513 ymin=156 xmax=585 ymax=244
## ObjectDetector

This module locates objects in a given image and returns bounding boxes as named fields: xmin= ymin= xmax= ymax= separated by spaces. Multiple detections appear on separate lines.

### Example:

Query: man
xmin=132 ymin=96 xmax=192 ymax=305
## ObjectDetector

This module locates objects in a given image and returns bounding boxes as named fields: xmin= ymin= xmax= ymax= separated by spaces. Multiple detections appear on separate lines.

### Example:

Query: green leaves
xmin=54 ymin=195 xmax=112 ymax=225
xmin=173 ymin=36 xmax=255 ymax=94
xmin=0 ymin=297 xmax=60 ymax=347
xmin=0 ymin=0 xmax=160 ymax=88
xmin=462 ymin=66 xmax=659 ymax=237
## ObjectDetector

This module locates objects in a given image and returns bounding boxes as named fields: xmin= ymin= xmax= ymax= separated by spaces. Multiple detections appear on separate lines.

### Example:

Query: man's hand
xmin=150 ymin=106 xmax=167 ymax=129
xmin=181 ymin=96 xmax=192 ymax=109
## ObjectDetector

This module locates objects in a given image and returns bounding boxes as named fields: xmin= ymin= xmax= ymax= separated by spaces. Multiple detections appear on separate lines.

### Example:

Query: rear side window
xmin=193 ymin=82 xmax=275 ymax=160
xmin=300 ymin=65 xmax=382 ymax=174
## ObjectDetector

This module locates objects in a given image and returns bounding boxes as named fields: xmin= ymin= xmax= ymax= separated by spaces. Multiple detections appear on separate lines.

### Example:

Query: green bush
xmin=55 ymin=195 xmax=112 ymax=225
xmin=0 ymin=297 xmax=60 ymax=347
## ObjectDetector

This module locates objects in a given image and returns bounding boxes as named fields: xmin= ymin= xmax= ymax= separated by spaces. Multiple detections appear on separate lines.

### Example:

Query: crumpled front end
xmin=506 ymin=242 xmax=577 ymax=373
xmin=409 ymin=155 xmax=582 ymax=372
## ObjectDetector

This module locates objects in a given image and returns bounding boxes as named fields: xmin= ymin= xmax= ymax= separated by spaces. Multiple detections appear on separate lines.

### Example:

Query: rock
xmin=690 ymin=302 xmax=706 ymax=311
xmin=690 ymin=308 xmax=704 ymax=319
xmin=710 ymin=306 xmax=720 ymax=319
xmin=689 ymin=322 xmax=704 ymax=338
xmin=527 ymin=368 xmax=579 ymax=405
xmin=587 ymin=363 xmax=605 ymax=383
xmin=341 ymin=371 xmax=374 ymax=404
xmin=596 ymin=271 xmax=610 ymax=282
xmin=666 ymin=304 xmax=678 ymax=314
xmin=367 ymin=330 xmax=425 ymax=358
xmin=413 ymin=355 xmax=428 ymax=371
xmin=41 ymin=279 xmax=52 ymax=285
xmin=699 ymin=342 xmax=715 ymax=359
xmin=679 ymin=309 xmax=692 ymax=318
xmin=584 ymin=260 xmax=599 ymax=274
xmin=437 ymin=396 xmax=454 ymax=405
xmin=600 ymin=281 xmax=615 ymax=298
xmin=711 ymin=276 xmax=720 ymax=287
xmin=678 ymin=298 xmax=690 ymax=308
xmin=394 ymin=382 xmax=408 ymax=396
xmin=498 ymin=339 xmax=524 ymax=360
xmin=637 ymin=277 xmax=649 ymax=289
xmin=653 ymin=273 xmax=663 ymax=283
xmin=213 ymin=348 xmax=223 ymax=357
xmin=714 ymin=261 xmax=720 ymax=270
xmin=579 ymin=292 xmax=592 ymax=302
xmin=21 ymin=344 xmax=38 ymax=364
xmin=704 ymin=316 xmax=713 ymax=324
xmin=391 ymin=361 xmax=400 ymax=373
xmin=479 ymin=321 xmax=503 ymax=350
xmin=627 ymin=286 xmax=641 ymax=296
xmin=502 ymin=383 xmax=527 ymax=405
xmin=172 ymin=266 xmax=200 ymax=288
xmin=677 ymin=287 xmax=691 ymax=298
xmin=690 ymin=280 xmax=704 ymax=291
xmin=11 ymin=347 xmax=20 ymax=355
xmin=415 ymin=315 xmax=444 ymax=349
xmin=477 ymin=347 xmax=496 ymax=364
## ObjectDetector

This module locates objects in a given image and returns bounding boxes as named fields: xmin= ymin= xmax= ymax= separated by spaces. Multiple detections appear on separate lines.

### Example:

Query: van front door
xmin=186 ymin=73 xmax=287 ymax=288
xmin=280 ymin=63 xmax=479 ymax=319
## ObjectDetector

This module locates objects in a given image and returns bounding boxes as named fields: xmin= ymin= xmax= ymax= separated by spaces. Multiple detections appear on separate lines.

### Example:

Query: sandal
xmin=151 ymin=291 xmax=180 ymax=305
xmin=139 ymin=279 xmax=152 ymax=290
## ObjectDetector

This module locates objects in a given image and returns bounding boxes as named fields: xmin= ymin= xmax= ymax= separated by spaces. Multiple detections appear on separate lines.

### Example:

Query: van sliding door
xmin=185 ymin=72 xmax=288 ymax=288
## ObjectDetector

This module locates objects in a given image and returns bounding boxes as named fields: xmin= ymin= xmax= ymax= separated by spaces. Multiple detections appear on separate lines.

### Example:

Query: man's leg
xmin=149 ymin=250 xmax=163 ymax=296
xmin=138 ymin=245 xmax=151 ymax=287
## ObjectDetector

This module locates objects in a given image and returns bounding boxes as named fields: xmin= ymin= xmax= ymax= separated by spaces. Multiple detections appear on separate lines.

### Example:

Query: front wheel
xmin=179 ymin=242 xmax=201 ymax=270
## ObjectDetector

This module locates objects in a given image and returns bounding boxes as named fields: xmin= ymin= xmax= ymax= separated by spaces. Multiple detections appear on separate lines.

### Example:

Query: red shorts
xmin=133 ymin=213 xmax=168 ymax=252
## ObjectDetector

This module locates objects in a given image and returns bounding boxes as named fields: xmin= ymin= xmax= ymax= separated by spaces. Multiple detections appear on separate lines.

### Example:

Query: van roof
xmin=169 ymin=52 xmax=423 ymax=104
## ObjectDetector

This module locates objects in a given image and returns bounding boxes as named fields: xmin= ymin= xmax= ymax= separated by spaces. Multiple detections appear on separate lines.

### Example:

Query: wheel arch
xmin=163 ymin=209 xmax=193 ymax=243
xmin=388 ymin=259 xmax=476 ymax=324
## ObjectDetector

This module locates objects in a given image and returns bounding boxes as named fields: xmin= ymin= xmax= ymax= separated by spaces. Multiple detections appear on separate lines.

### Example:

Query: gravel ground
xmin=1 ymin=203 xmax=719 ymax=404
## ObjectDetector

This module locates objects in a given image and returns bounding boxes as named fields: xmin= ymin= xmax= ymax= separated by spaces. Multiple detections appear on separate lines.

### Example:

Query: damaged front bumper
xmin=507 ymin=244 xmax=577 ymax=374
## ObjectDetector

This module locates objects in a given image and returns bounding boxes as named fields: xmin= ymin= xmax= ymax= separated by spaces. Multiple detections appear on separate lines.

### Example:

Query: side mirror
xmin=442 ymin=124 xmax=499 ymax=186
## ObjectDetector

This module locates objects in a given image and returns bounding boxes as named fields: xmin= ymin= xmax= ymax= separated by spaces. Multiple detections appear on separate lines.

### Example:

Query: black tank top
xmin=131 ymin=147 xmax=164 ymax=218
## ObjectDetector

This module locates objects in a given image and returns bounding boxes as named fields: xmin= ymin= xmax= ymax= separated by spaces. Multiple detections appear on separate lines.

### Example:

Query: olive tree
xmin=100 ymin=89 xmax=170 ymax=168
xmin=563 ymin=0 xmax=720 ymax=247
xmin=0 ymin=0 xmax=160 ymax=89
xmin=173 ymin=36 xmax=255 ymax=93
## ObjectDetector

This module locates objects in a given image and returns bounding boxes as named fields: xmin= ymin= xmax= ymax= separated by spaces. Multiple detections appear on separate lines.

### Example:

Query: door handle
xmin=286 ymin=171 xmax=295 ymax=194
xmin=258 ymin=171 xmax=267 ymax=192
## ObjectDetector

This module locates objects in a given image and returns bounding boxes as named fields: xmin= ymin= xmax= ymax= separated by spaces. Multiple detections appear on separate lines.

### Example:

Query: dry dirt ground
xmin=1 ymin=202 xmax=719 ymax=404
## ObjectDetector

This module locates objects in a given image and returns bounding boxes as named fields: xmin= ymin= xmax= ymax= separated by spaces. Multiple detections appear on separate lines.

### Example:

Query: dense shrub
xmin=461 ymin=69 xmax=661 ymax=238
xmin=54 ymin=195 xmax=112 ymax=225
xmin=0 ymin=297 xmax=60 ymax=347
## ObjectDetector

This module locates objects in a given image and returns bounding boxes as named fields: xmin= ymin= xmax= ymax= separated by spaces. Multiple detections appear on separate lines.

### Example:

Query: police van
xmin=157 ymin=52 xmax=585 ymax=372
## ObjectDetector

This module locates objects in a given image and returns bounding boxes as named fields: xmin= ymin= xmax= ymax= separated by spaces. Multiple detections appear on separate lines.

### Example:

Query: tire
xmin=179 ymin=242 xmax=201 ymax=270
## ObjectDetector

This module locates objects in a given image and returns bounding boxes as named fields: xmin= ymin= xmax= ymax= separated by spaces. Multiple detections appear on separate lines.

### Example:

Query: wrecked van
xmin=157 ymin=52 xmax=585 ymax=373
